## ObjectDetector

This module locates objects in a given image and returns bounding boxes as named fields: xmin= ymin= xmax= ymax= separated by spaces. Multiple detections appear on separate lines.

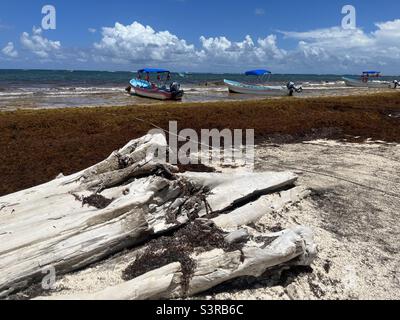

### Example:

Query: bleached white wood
xmin=181 ymin=171 xmax=298 ymax=214
xmin=0 ymin=134 xmax=185 ymax=296
xmin=212 ymin=187 xmax=310 ymax=230
xmin=0 ymin=133 xmax=308 ymax=298
xmin=38 ymin=225 xmax=316 ymax=300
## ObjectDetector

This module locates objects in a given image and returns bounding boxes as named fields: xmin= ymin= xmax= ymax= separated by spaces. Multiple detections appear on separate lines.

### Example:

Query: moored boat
xmin=127 ymin=68 xmax=184 ymax=101
xmin=343 ymin=71 xmax=397 ymax=88
xmin=224 ymin=69 xmax=303 ymax=96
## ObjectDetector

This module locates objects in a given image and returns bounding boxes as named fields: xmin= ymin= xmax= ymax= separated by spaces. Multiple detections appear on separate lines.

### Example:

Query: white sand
xmin=205 ymin=139 xmax=400 ymax=300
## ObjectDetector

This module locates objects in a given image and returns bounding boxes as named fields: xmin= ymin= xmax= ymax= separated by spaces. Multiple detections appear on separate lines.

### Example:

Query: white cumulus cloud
xmin=8 ymin=19 xmax=400 ymax=73
xmin=278 ymin=20 xmax=400 ymax=73
xmin=92 ymin=21 xmax=291 ymax=71
xmin=93 ymin=22 xmax=199 ymax=66
xmin=198 ymin=34 xmax=286 ymax=70
xmin=2 ymin=42 xmax=18 ymax=58
xmin=20 ymin=27 xmax=61 ymax=59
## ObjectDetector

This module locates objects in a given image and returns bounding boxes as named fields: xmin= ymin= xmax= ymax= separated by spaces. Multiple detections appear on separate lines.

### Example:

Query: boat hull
xmin=224 ymin=80 xmax=292 ymax=96
xmin=129 ymin=79 xmax=184 ymax=101
xmin=133 ymin=87 xmax=177 ymax=100
xmin=343 ymin=77 xmax=392 ymax=88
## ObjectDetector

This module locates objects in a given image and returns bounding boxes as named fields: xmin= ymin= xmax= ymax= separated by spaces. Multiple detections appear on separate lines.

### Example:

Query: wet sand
xmin=0 ymin=84 xmax=397 ymax=111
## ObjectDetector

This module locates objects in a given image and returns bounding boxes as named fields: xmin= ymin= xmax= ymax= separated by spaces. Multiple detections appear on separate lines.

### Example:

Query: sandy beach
xmin=1 ymin=91 xmax=400 ymax=300
xmin=8 ymin=139 xmax=400 ymax=300
xmin=3 ymin=0 xmax=400 ymax=308
xmin=12 ymin=139 xmax=399 ymax=300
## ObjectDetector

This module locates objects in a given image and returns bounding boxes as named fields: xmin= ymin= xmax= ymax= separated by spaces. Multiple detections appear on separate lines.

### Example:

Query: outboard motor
xmin=170 ymin=82 xmax=181 ymax=92
xmin=286 ymin=82 xmax=303 ymax=96
xmin=170 ymin=82 xmax=184 ymax=100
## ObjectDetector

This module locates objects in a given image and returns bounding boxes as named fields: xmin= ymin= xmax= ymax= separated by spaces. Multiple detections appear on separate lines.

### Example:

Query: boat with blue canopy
xmin=343 ymin=71 xmax=398 ymax=88
xmin=224 ymin=69 xmax=303 ymax=96
xmin=126 ymin=68 xmax=184 ymax=100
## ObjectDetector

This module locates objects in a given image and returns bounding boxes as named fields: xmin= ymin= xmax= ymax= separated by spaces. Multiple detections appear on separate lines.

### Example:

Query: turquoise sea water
xmin=2 ymin=69 xmax=398 ymax=88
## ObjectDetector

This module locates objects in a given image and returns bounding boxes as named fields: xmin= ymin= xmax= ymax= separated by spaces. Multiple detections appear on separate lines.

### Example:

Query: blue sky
xmin=1 ymin=0 xmax=400 ymax=73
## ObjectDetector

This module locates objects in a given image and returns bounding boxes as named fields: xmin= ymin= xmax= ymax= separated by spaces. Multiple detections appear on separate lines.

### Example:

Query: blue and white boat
xmin=224 ymin=70 xmax=303 ymax=96
xmin=127 ymin=68 xmax=184 ymax=100
xmin=343 ymin=71 xmax=398 ymax=88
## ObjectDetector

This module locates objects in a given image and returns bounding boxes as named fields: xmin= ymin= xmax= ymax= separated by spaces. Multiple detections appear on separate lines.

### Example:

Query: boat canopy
xmin=362 ymin=71 xmax=381 ymax=75
xmin=245 ymin=69 xmax=271 ymax=76
xmin=138 ymin=68 xmax=170 ymax=74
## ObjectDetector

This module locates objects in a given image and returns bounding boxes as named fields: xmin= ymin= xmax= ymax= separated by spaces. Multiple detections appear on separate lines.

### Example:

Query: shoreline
xmin=1 ymin=91 xmax=400 ymax=196
xmin=0 ymin=85 xmax=398 ymax=111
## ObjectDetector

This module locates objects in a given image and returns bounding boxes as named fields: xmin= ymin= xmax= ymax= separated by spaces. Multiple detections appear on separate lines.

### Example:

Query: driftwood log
xmin=0 ymin=134 xmax=316 ymax=299
xmin=41 ymin=225 xmax=316 ymax=300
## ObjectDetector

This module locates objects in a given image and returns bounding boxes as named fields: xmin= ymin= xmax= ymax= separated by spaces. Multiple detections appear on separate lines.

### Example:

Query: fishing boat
xmin=343 ymin=71 xmax=398 ymax=88
xmin=126 ymin=68 xmax=184 ymax=100
xmin=224 ymin=69 xmax=303 ymax=96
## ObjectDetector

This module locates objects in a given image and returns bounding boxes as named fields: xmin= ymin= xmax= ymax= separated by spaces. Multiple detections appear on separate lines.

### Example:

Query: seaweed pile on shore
xmin=0 ymin=92 xmax=399 ymax=196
